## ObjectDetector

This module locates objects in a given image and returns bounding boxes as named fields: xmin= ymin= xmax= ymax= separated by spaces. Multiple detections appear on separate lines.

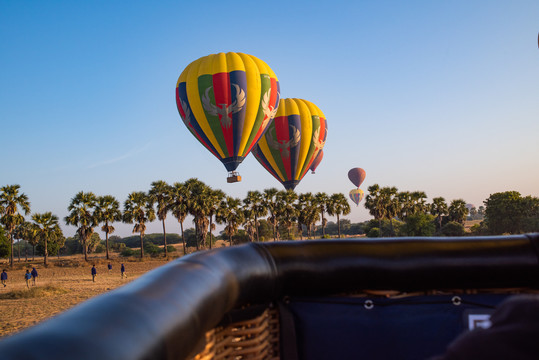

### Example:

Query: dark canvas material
xmin=280 ymin=294 xmax=509 ymax=360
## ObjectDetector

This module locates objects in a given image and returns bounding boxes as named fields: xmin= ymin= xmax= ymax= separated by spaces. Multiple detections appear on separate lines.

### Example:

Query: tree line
xmin=362 ymin=184 xmax=538 ymax=237
xmin=2 ymin=182 xmax=538 ymax=267
xmin=0 ymin=180 xmax=351 ymax=266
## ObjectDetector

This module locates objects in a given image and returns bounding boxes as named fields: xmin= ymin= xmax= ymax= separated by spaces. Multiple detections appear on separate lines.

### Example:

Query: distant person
xmin=1 ymin=269 xmax=7 ymax=287
xmin=107 ymin=263 xmax=112 ymax=274
xmin=121 ymin=263 xmax=126 ymax=279
xmin=91 ymin=265 xmax=97 ymax=282
xmin=31 ymin=267 xmax=38 ymax=286
xmin=24 ymin=270 xmax=32 ymax=289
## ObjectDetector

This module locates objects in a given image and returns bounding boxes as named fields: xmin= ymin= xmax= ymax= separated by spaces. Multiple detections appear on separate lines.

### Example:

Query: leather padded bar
xmin=0 ymin=234 xmax=538 ymax=360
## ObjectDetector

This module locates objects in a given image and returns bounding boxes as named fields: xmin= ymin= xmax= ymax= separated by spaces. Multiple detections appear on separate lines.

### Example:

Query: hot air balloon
xmin=252 ymin=98 xmax=327 ymax=190
xmin=349 ymin=188 xmax=364 ymax=206
xmin=176 ymin=52 xmax=280 ymax=183
xmin=310 ymin=150 xmax=323 ymax=174
xmin=348 ymin=168 xmax=366 ymax=188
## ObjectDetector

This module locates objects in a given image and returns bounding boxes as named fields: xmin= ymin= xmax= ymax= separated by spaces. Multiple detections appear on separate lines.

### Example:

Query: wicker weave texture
xmin=192 ymin=308 xmax=279 ymax=360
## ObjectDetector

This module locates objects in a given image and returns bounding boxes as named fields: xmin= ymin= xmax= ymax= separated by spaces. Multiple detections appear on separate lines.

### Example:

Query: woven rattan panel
xmin=192 ymin=307 xmax=279 ymax=360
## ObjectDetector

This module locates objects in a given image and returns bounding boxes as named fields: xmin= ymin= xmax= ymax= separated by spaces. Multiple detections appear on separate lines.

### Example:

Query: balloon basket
xmin=227 ymin=172 xmax=242 ymax=183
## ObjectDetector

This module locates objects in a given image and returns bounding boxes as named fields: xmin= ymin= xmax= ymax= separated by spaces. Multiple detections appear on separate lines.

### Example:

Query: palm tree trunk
xmin=209 ymin=216 xmax=213 ymax=250
xmin=25 ymin=248 xmax=28 ymax=262
xmin=44 ymin=239 xmax=48 ymax=266
xmin=139 ymin=232 xmax=144 ymax=258
xmin=18 ymin=239 xmax=21 ymax=262
xmin=229 ymin=232 xmax=232 ymax=247
xmin=10 ymin=232 xmax=14 ymax=267
xmin=32 ymin=245 xmax=35 ymax=261
xmin=195 ymin=222 xmax=199 ymax=251
xmin=83 ymin=238 xmax=88 ymax=262
xmin=255 ymin=215 xmax=259 ymax=242
xmin=337 ymin=214 xmax=341 ymax=238
xmin=105 ymin=230 xmax=110 ymax=260
xmin=180 ymin=222 xmax=186 ymax=255
xmin=162 ymin=219 xmax=167 ymax=257
xmin=321 ymin=212 xmax=326 ymax=237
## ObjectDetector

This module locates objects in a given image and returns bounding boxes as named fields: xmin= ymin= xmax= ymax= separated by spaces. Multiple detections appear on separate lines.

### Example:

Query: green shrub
xmin=367 ymin=228 xmax=380 ymax=238
xmin=120 ymin=248 xmax=135 ymax=257
xmin=441 ymin=221 xmax=466 ymax=237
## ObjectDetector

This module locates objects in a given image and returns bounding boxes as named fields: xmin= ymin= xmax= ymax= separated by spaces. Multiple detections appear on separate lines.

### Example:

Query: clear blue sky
xmin=1 ymin=0 xmax=538 ymax=238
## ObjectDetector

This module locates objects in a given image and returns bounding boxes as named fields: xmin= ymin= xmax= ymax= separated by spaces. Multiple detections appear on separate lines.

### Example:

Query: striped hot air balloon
xmin=310 ymin=149 xmax=324 ymax=174
xmin=176 ymin=52 xmax=280 ymax=182
xmin=349 ymin=188 xmax=364 ymax=206
xmin=252 ymin=98 xmax=327 ymax=190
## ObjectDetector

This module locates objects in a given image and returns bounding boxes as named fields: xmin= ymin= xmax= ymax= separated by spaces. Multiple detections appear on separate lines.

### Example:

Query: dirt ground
xmin=0 ymin=245 xmax=201 ymax=338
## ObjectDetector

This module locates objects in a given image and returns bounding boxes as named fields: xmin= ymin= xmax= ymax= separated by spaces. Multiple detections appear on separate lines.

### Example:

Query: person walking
xmin=24 ymin=270 xmax=32 ymax=289
xmin=91 ymin=265 xmax=97 ymax=282
xmin=1 ymin=269 xmax=7 ymax=287
xmin=31 ymin=267 xmax=38 ymax=286
xmin=120 ymin=263 xmax=126 ymax=279
xmin=107 ymin=263 xmax=112 ymax=274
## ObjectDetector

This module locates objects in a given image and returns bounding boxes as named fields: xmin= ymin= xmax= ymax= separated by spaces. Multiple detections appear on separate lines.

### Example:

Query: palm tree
xmin=314 ymin=192 xmax=329 ymax=237
xmin=243 ymin=190 xmax=267 ymax=242
xmin=215 ymin=196 xmax=244 ymax=246
xmin=242 ymin=207 xmax=257 ymax=242
xmin=170 ymin=182 xmax=189 ymax=255
xmin=207 ymin=189 xmax=225 ymax=249
xmin=409 ymin=191 xmax=428 ymax=215
xmin=397 ymin=191 xmax=411 ymax=219
xmin=364 ymin=184 xmax=386 ymax=235
xmin=326 ymin=193 xmax=351 ymax=238
xmin=32 ymin=212 xmax=62 ymax=266
xmin=14 ymin=221 xmax=33 ymax=261
xmin=0 ymin=185 xmax=31 ymax=267
xmin=449 ymin=199 xmax=469 ymax=224
xmin=185 ymin=179 xmax=211 ymax=250
xmin=297 ymin=192 xmax=318 ymax=239
xmin=262 ymin=188 xmax=279 ymax=241
xmin=95 ymin=195 xmax=122 ymax=260
xmin=276 ymin=190 xmax=298 ymax=240
xmin=430 ymin=197 xmax=448 ymax=231
xmin=149 ymin=180 xmax=172 ymax=257
xmin=65 ymin=191 xmax=98 ymax=261
xmin=13 ymin=221 xmax=30 ymax=262
xmin=123 ymin=191 xmax=156 ymax=258
xmin=381 ymin=186 xmax=399 ymax=236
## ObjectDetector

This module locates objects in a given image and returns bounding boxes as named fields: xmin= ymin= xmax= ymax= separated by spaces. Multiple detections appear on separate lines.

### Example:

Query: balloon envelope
xmin=348 ymin=168 xmax=366 ymax=188
xmin=310 ymin=150 xmax=323 ymax=174
xmin=253 ymin=98 xmax=327 ymax=190
xmin=176 ymin=52 xmax=280 ymax=173
xmin=349 ymin=188 xmax=364 ymax=206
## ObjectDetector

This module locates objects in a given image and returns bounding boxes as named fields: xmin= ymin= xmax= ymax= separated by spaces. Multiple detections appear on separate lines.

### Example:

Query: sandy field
xmin=0 ymin=246 xmax=194 ymax=338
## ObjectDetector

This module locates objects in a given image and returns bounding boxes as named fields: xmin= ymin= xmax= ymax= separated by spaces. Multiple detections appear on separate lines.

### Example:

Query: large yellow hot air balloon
xmin=176 ymin=52 xmax=280 ymax=182
xmin=252 ymin=98 xmax=327 ymax=190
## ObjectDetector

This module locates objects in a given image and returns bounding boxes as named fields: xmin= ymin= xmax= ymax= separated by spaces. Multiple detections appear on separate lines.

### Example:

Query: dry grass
xmin=0 ymin=285 xmax=69 ymax=300
xmin=0 ymin=241 xmax=235 ymax=338
xmin=0 ymin=249 xmax=186 ymax=337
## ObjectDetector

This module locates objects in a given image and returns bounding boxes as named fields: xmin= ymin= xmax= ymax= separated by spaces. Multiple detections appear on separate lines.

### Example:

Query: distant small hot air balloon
xmin=252 ymin=98 xmax=327 ymax=190
xmin=348 ymin=168 xmax=366 ymax=188
xmin=349 ymin=189 xmax=364 ymax=206
xmin=176 ymin=52 xmax=280 ymax=183
xmin=310 ymin=150 xmax=324 ymax=174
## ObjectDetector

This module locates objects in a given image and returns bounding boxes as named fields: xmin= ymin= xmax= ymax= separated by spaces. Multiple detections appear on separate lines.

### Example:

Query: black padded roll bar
xmin=0 ymin=234 xmax=538 ymax=360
